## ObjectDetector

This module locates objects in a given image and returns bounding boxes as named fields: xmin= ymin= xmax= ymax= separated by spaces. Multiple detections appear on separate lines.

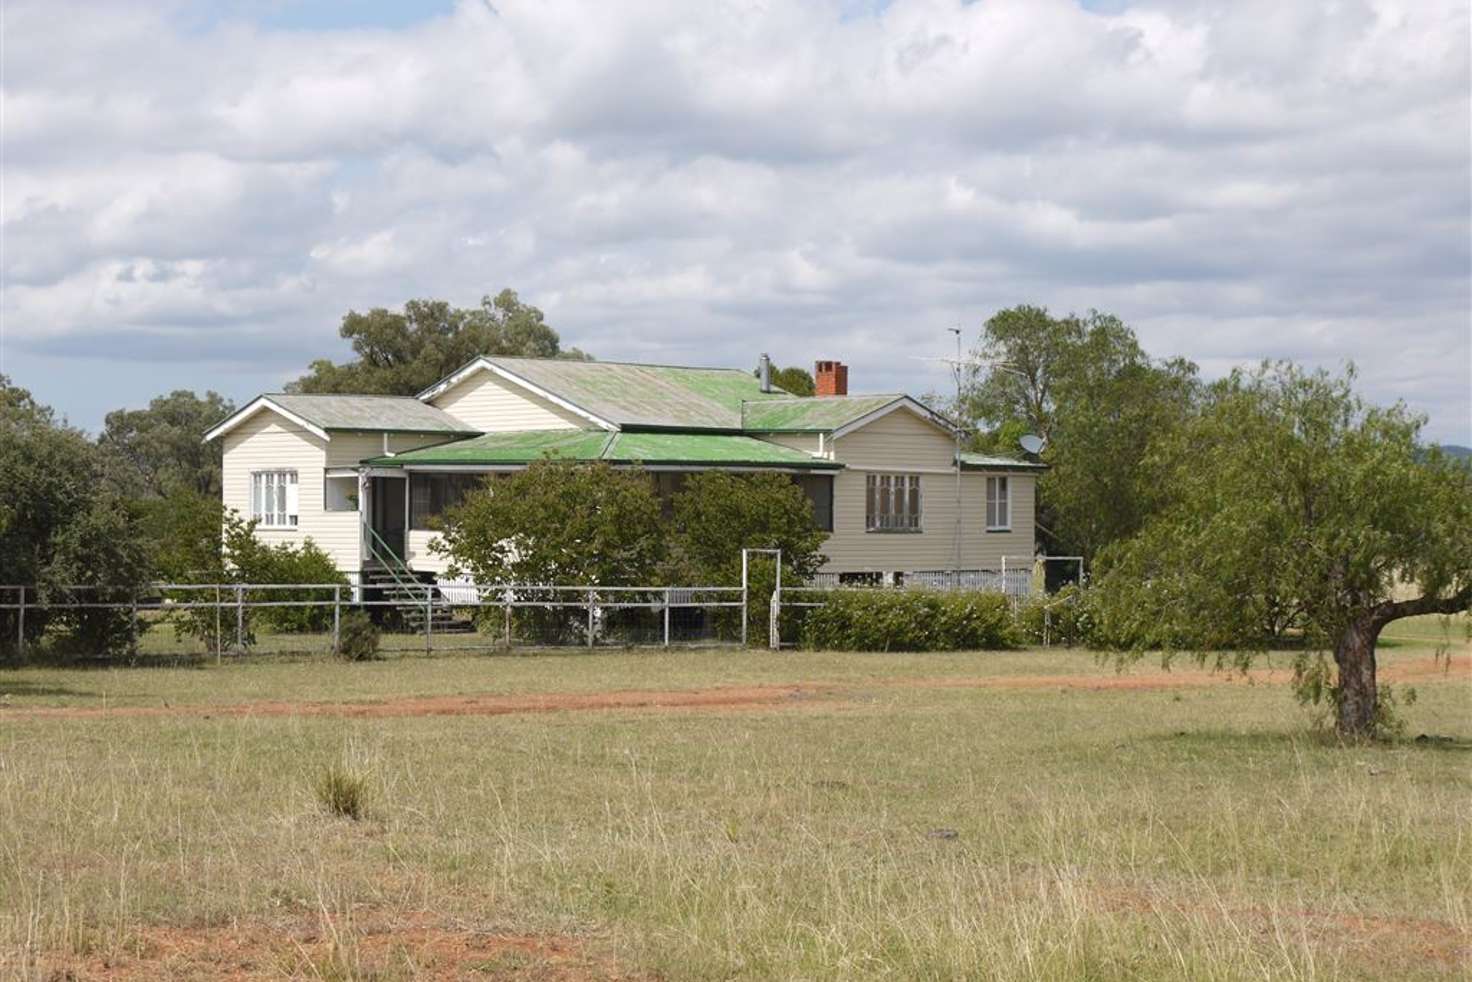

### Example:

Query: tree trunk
xmin=1333 ymin=615 xmax=1382 ymax=739
xmin=1333 ymin=588 xmax=1471 ymax=740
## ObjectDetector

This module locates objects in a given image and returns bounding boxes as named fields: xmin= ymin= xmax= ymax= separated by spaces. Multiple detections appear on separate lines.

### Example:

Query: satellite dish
xmin=1019 ymin=434 xmax=1046 ymax=455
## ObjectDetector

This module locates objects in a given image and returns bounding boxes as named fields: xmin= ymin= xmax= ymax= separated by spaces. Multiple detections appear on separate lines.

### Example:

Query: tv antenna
xmin=911 ymin=339 xmax=1028 ymax=575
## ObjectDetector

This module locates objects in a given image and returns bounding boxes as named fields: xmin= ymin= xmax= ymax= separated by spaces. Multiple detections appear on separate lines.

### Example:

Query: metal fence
xmin=0 ymin=582 xmax=748 ymax=660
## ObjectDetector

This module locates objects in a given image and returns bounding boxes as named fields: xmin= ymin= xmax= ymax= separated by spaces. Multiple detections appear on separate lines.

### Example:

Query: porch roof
xmin=363 ymin=429 xmax=841 ymax=470
xmin=957 ymin=451 xmax=1047 ymax=471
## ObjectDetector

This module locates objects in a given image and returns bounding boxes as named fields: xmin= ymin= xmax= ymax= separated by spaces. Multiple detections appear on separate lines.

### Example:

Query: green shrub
xmin=336 ymin=611 xmax=380 ymax=661
xmin=1015 ymin=585 xmax=1096 ymax=647
xmin=315 ymin=762 xmax=370 ymax=820
xmin=799 ymin=589 xmax=1019 ymax=651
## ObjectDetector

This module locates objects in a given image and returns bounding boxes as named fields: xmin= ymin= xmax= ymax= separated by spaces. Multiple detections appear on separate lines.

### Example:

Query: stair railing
xmin=364 ymin=526 xmax=429 ymax=613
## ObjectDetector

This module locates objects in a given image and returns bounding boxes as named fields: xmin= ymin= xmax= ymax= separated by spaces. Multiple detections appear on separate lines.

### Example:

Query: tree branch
xmin=1375 ymin=586 xmax=1472 ymax=625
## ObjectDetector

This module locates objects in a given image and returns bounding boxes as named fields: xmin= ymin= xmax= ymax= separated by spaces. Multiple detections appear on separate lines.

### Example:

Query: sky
xmin=3 ymin=0 xmax=1469 ymax=443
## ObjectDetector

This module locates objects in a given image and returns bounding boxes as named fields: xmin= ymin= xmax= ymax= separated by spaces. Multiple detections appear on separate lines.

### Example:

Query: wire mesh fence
xmin=803 ymin=566 xmax=1035 ymax=597
xmin=0 ymin=582 xmax=747 ymax=661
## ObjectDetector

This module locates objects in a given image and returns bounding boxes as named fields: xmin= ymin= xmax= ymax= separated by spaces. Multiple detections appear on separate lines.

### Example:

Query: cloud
xmin=2 ymin=0 xmax=1468 ymax=442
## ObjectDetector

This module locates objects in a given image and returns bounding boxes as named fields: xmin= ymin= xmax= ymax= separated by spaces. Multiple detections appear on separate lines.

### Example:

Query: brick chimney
xmin=815 ymin=360 xmax=848 ymax=397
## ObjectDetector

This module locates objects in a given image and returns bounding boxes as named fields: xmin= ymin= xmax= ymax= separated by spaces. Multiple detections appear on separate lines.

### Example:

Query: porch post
xmin=358 ymin=471 xmax=370 ymax=569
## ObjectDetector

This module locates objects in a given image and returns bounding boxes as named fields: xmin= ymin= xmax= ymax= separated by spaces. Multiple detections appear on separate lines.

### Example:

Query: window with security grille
xmin=865 ymin=473 xmax=921 ymax=532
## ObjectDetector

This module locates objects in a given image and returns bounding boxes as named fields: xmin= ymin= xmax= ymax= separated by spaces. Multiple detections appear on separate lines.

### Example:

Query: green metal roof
xmin=467 ymin=357 xmax=795 ymax=430
xmin=366 ymin=429 xmax=839 ymax=469
xmin=604 ymin=432 xmax=838 ymax=468
xmin=266 ymin=393 xmax=478 ymax=434
xmin=740 ymin=394 xmax=912 ymax=432
xmin=957 ymin=451 xmax=1047 ymax=471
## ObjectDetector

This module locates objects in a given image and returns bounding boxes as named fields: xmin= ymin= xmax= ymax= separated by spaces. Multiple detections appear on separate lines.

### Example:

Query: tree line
xmin=3 ymin=291 xmax=1467 ymax=739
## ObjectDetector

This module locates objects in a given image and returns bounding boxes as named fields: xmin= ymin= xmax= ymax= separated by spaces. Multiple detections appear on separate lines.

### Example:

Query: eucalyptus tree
xmin=961 ymin=305 xmax=1198 ymax=563
xmin=292 ymin=289 xmax=588 ymax=396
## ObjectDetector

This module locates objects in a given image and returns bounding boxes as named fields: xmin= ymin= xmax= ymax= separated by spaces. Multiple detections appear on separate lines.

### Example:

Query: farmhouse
xmin=205 ymin=357 xmax=1041 ymax=589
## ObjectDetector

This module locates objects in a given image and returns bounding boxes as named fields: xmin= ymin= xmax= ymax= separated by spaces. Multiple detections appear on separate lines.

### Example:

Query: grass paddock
xmin=2 ymin=625 xmax=1468 ymax=979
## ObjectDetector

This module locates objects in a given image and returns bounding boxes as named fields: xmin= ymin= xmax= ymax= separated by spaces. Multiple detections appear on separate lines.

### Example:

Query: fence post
xmin=235 ymin=585 xmax=244 ymax=652
xmin=215 ymin=585 xmax=222 ymax=664
xmin=332 ymin=585 xmax=341 ymax=656
xmin=663 ymin=587 xmax=671 ymax=648
xmin=503 ymin=589 xmax=512 ymax=649
xmin=130 ymin=588 xmax=140 ymax=657
xmin=740 ymin=550 xmax=749 ymax=648
xmin=424 ymin=584 xmax=433 ymax=654
xmin=769 ymin=590 xmax=780 ymax=651
xmin=16 ymin=587 xmax=24 ymax=659
xmin=587 ymin=588 xmax=595 ymax=648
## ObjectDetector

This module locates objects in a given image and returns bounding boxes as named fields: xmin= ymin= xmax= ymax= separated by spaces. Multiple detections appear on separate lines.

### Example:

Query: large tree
xmin=98 ymin=389 xmax=235 ymax=498
xmin=0 ymin=376 xmax=153 ymax=656
xmin=961 ymin=306 xmax=1198 ymax=564
xmin=1092 ymin=363 xmax=1472 ymax=739
xmin=291 ymin=289 xmax=589 ymax=396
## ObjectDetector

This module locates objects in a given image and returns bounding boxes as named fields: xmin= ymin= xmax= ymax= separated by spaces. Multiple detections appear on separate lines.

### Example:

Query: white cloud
xmin=2 ymin=0 xmax=1467 ymax=441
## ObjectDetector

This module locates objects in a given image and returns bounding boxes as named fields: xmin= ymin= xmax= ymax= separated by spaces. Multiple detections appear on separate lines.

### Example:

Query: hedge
xmin=1013 ymin=585 xmax=1095 ymax=647
xmin=798 ymin=589 xmax=1019 ymax=651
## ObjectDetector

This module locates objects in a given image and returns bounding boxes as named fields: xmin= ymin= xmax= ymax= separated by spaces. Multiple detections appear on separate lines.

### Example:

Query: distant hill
xmin=1442 ymin=444 xmax=1472 ymax=461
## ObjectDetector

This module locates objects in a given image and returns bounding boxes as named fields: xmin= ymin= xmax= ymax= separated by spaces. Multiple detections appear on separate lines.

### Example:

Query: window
xmin=986 ymin=476 xmax=1010 ymax=531
xmin=865 ymin=473 xmax=921 ymax=532
xmin=251 ymin=470 xmax=298 ymax=527
xmin=790 ymin=474 xmax=834 ymax=532
xmin=324 ymin=474 xmax=358 ymax=512
xmin=410 ymin=473 xmax=487 ymax=529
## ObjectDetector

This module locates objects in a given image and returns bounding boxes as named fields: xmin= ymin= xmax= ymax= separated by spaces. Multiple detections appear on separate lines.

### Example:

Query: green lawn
xmin=1 ymin=632 xmax=1468 ymax=980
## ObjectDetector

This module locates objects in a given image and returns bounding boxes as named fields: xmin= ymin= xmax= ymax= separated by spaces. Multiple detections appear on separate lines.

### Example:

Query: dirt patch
xmin=39 ymin=912 xmax=642 ymax=981
xmin=6 ymin=654 xmax=1465 ymax=722
xmin=1096 ymin=885 xmax=1470 ymax=969
xmin=5 ymin=683 xmax=831 ymax=722
xmin=1381 ymin=652 xmax=1472 ymax=682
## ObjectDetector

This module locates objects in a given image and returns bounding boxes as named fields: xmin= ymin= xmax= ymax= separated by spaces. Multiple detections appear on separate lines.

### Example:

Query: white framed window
xmin=324 ymin=474 xmax=358 ymax=512
xmin=866 ymin=473 xmax=922 ymax=532
xmin=986 ymin=476 xmax=1010 ymax=531
xmin=251 ymin=470 xmax=299 ymax=527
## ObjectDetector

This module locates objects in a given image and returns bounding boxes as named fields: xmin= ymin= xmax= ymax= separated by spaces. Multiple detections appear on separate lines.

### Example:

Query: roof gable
xmin=743 ymin=394 xmax=955 ymax=440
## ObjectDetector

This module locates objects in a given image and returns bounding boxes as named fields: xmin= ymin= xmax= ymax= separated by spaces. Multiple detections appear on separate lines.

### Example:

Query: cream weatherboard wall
xmin=429 ymin=370 xmax=587 ymax=432
xmin=820 ymin=408 xmax=1036 ymax=573
xmin=220 ymin=412 xmax=442 ymax=577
